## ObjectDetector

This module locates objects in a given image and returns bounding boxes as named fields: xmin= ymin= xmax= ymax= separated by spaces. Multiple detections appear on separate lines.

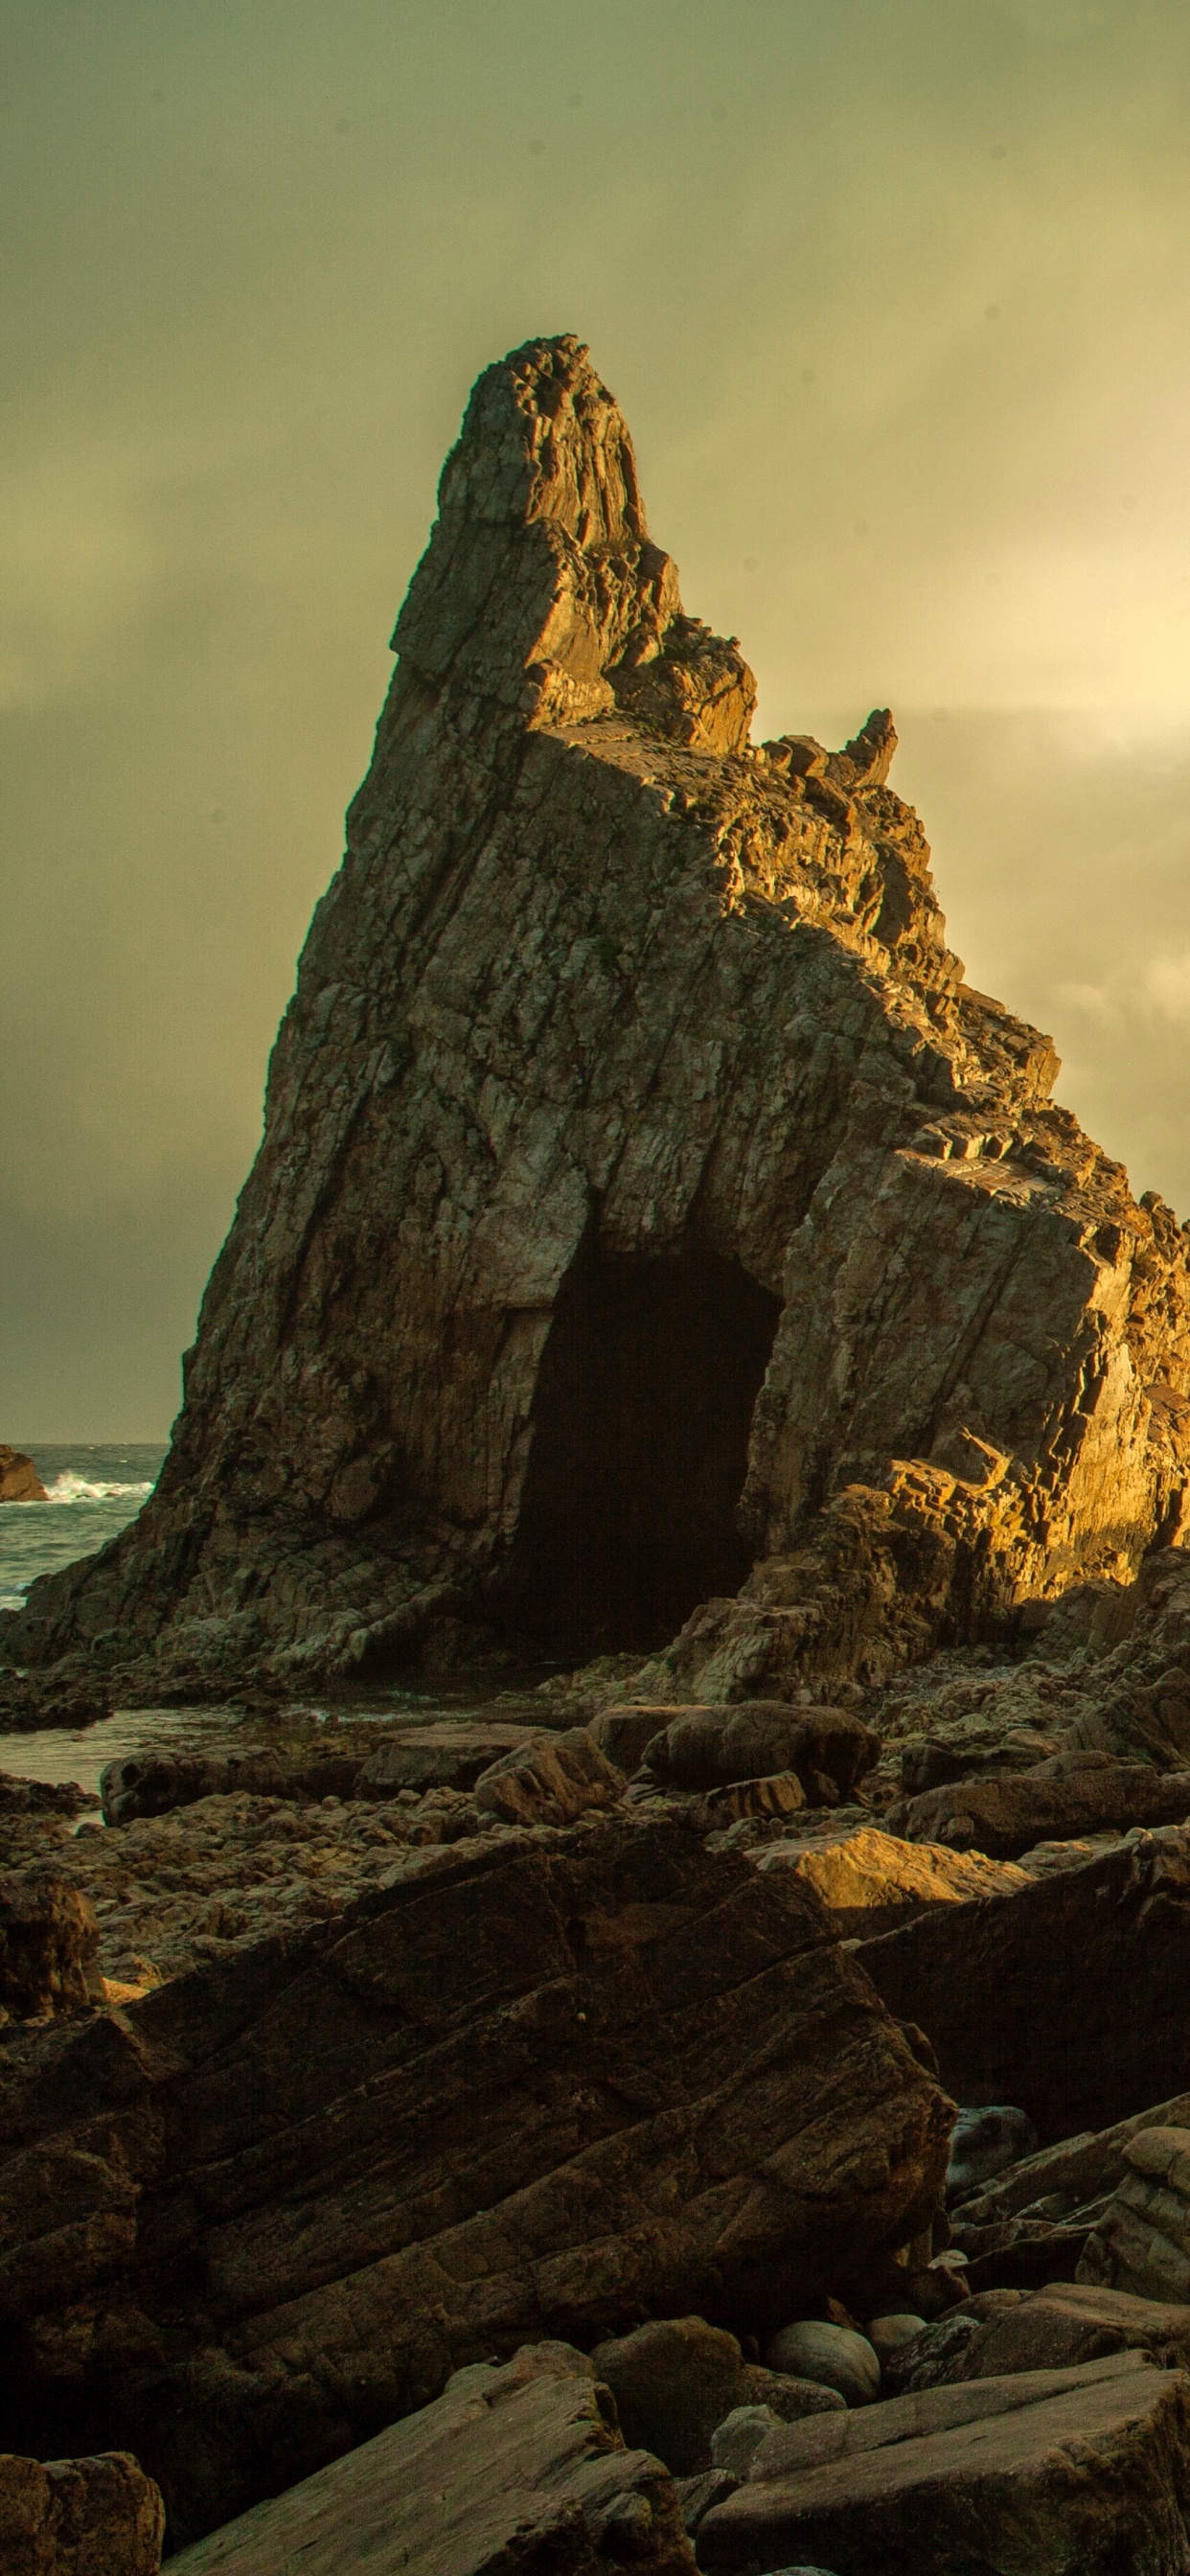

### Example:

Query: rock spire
xmin=7 ymin=332 xmax=1190 ymax=1709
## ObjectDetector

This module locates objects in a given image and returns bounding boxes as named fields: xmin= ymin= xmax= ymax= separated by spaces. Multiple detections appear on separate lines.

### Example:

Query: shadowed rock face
xmin=8 ymin=331 xmax=1190 ymax=1705
xmin=0 ymin=1817 xmax=950 ymax=2543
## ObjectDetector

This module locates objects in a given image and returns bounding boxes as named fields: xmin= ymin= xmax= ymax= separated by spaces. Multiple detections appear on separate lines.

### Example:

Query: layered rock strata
xmin=0 ymin=1815 xmax=949 ymax=2543
xmin=858 ymin=1823 xmax=1190 ymax=2140
xmin=167 ymin=2340 xmax=696 ymax=2576
xmin=7 ymin=331 xmax=1190 ymax=1713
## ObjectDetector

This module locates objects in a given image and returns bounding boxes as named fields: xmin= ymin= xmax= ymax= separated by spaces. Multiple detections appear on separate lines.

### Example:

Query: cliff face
xmin=9 ymin=334 xmax=1190 ymax=1703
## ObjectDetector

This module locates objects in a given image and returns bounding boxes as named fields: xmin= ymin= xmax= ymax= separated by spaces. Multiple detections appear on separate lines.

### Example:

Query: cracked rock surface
xmin=6 ymin=333 xmax=1190 ymax=1724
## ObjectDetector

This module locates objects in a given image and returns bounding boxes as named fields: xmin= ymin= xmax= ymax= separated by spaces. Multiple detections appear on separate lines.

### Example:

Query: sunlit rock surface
xmin=8 ymin=333 xmax=1190 ymax=1709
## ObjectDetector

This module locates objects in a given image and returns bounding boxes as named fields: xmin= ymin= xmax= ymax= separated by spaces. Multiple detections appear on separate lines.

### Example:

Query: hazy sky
xmin=5 ymin=0 xmax=1190 ymax=1437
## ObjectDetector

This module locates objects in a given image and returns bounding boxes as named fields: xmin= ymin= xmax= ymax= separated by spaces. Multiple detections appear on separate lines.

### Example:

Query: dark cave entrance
xmin=505 ymin=1236 xmax=782 ymax=1654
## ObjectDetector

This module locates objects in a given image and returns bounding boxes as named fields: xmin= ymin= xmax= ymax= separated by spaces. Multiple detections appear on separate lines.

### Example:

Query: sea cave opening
xmin=504 ymin=1235 xmax=782 ymax=1655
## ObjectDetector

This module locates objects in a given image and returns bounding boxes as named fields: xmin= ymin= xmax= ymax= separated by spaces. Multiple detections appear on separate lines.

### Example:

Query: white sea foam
xmin=41 ymin=1473 xmax=156 ymax=1506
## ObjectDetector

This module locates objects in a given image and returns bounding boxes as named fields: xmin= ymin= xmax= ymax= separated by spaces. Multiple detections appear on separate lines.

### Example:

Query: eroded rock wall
xmin=7 ymin=333 xmax=1190 ymax=1704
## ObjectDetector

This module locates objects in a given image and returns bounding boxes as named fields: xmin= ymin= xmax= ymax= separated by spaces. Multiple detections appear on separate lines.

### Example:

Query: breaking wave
xmin=40 ymin=1473 xmax=156 ymax=1506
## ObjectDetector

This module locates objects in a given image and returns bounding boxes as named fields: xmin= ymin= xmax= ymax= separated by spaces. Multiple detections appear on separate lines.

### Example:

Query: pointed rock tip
xmin=841 ymin=707 xmax=898 ymax=785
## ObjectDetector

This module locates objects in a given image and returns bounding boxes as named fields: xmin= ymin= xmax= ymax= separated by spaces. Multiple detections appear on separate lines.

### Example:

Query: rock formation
xmin=0 ymin=1815 xmax=950 ymax=2543
xmin=6 ymin=330 xmax=1190 ymax=1717
xmin=0 ymin=2448 xmax=164 ymax=2576
xmin=0 ymin=1446 xmax=48 ymax=1504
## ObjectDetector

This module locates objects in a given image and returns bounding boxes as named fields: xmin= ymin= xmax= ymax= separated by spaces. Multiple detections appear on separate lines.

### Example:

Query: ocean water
xmin=0 ymin=1442 xmax=165 ymax=1614
xmin=0 ymin=1439 xmax=551 ymax=1801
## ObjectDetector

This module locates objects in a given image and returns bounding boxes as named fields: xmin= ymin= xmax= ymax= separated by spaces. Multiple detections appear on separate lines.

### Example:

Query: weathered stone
xmin=353 ymin=1720 xmax=555 ymax=1795
xmin=0 ymin=1817 xmax=950 ymax=2542
xmin=888 ymin=1759 xmax=1190 ymax=1856
xmin=764 ymin=2323 xmax=881 ymax=2406
xmin=890 ymin=2282 xmax=1190 ymax=2392
xmin=858 ymin=1825 xmax=1190 ymax=2140
xmin=100 ymin=1750 xmax=363 ymax=1827
xmin=947 ymin=2105 xmax=1038 ymax=2201
xmin=9 ymin=335 xmax=1190 ymax=1719
xmin=710 ymin=2404 xmax=784 ymax=2478
xmin=1079 ymin=2127 xmax=1190 ymax=2302
xmin=588 ymin=2319 xmax=847 ymax=2482
xmin=671 ymin=2467 xmax=739 ymax=2538
xmin=588 ymin=1706 xmax=675 ymax=1774
xmin=0 ymin=2448 xmax=163 ymax=2576
xmin=640 ymin=1706 xmax=877 ymax=1802
xmin=698 ymin=2349 xmax=1190 ymax=2574
xmin=0 ymin=1445 xmax=48 ymax=1503
xmin=699 ymin=1772 xmax=806 ymax=1827
xmin=956 ymin=2089 xmax=1190 ymax=2230
xmin=0 ymin=1877 xmax=101 ymax=2019
xmin=165 ymin=2341 xmax=695 ymax=2576
xmin=472 ymin=1727 xmax=626 ymax=1826
xmin=754 ymin=1826 xmax=1029 ymax=1937
xmin=868 ymin=2313 xmax=927 ymax=2363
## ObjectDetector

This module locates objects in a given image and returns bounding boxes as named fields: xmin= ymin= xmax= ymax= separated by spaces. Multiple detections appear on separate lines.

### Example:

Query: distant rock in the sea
xmin=0 ymin=1445 xmax=47 ymax=1503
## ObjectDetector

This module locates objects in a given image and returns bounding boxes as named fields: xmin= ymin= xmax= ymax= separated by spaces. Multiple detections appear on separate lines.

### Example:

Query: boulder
xmin=858 ymin=1825 xmax=1190 ymax=2140
xmin=700 ymin=1773 xmax=806 ymax=1827
xmin=867 ymin=2314 xmax=927 ymax=2366
xmin=640 ymin=1706 xmax=878 ymax=1803
xmin=887 ymin=1760 xmax=1190 ymax=1857
xmin=590 ymin=2319 xmax=846 ymax=2477
xmin=755 ymin=1826 xmax=1029 ymax=1937
xmin=589 ymin=1707 xmax=680 ymax=1775
xmin=0 ymin=1816 xmax=950 ymax=2543
xmin=888 ymin=2282 xmax=1190 ymax=2392
xmin=100 ymin=1750 xmax=362 ymax=1826
xmin=764 ymin=2324 xmax=881 ymax=2407
xmin=164 ymin=2340 xmax=695 ymax=2576
xmin=472 ymin=1727 xmax=626 ymax=1827
xmin=0 ymin=2449 xmax=163 ymax=2576
xmin=1079 ymin=2127 xmax=1190 ymax=2301
xmin=590 ymin=2319 xmax=751 ymax=2474
xmin=353 ymin=1721 xmax=556 ymax=1795
xmin=947 ymin=2105 xmax=1037 ymax=2201
xmin=0 ymin=1445 xmax=48 ymax=1503
xmin=697 ymin=2349 xmax=1190 ymax=2574
xmin=0 ymin=1875 xmax=101 ymax=2018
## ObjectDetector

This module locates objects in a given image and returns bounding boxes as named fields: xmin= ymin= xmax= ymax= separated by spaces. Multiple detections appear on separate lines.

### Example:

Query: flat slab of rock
xmin=0 ymin=2448 xmax=163 ymax=2576
xmin=755 ymin=1826 xmax=1029 ymax=1936
xmin=895 ymin=2283 xmax=1190 ymax=2388
xmin=954 ymin=2087 xmax=1190 ymax=2228
xmin=167 ymin=2343 xmax=695 ymax=2576
xmin=697 ymin=2348 xmax=1190 ymax=2574
xmin=354 ymin=1720 xmax=555 ymax=1793
xmin=887 ymin=1762 xmax=1190 ymax=1857
xmin=0 ymin=1815 xmax=949 ymax=2544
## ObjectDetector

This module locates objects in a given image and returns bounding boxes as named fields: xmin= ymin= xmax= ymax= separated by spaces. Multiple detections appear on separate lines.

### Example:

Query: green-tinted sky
xmin=4 ymin=0 xmax=1190 ymax=1436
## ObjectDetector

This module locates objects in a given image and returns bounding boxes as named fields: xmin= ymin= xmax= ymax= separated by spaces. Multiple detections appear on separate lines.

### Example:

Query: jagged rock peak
xmin=393 ymin=332 xmax=755 ymax=749
xmin=5 ymin=331 xmax=1190 ymax=1719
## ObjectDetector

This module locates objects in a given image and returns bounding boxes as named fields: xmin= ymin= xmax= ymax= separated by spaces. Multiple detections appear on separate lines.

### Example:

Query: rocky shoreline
xmin=11 ymin=333 xmax=1190 ymax=2571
